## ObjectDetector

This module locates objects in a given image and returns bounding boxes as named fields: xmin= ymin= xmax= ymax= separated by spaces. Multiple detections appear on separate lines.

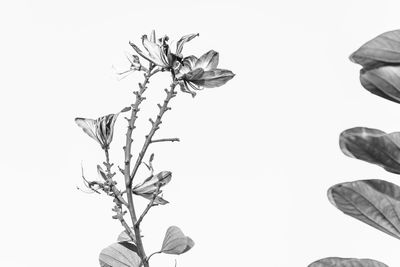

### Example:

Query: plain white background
xmin=2 ymin=0 xmax=400 ymax=266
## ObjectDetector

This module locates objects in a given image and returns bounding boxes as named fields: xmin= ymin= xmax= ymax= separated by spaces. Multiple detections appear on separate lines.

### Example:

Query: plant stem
xmin=136 ymin=184 xmax=161 ymax=227
xmin=104 ymin=149 xmax=128 ymax=207
xmin=151 ymin=138 xmax=180 ymax=144
xmin=130 ymin=80 xmax=178 ymax=181
xmin=103 ymin=149 xmax=136 ymax=242
xmin=124 ymin=68 xmax=157 ymax=267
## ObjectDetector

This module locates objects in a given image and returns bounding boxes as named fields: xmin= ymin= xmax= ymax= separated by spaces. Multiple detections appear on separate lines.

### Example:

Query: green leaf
xmin=328 ymin=179 xmax=400 ymax=239
xmin=340 ymin=127 xmax=400 ymax=174
xmin=161 ymin=226 xmax=194 ymax=255
xmin=309 ymin=257 xmax=388 ymax=267
xmin=99 ymin=242 xmax=140 ymax=267
xmin=350 ymin=29 xmax=400 ymax=68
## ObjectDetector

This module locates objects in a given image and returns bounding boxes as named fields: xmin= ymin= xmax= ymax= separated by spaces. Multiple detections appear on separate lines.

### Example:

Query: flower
xmin=129 ymin=30 xmax=199 ymax=69
xmin=75 ymin=113 xmax=119 ymax=150
xmin=132 ymin=171 xmax=172 ymax=205
xmin=176 ymin=50 xmax=235 ymax=96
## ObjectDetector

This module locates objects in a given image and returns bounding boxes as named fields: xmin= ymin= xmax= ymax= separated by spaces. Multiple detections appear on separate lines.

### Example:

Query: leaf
xmin=350 ymin=29 xmax=400 ymax=68
xmin=117 ymin=229 xmax=136 ymax=243
xmin=161 ymin=226 xmax=194 ymax=255
xmin=339 ymin=127 xmax=400 ymax=174
xmin=359 ymin=65 xmax=400 ymax=104
xmin=133 ymin=171 xmax=172 ymax=195
xmin=192 ymin=69 xmax=235 ymax=88
xmin=309 ymin=257 xmax=388 ymax=267
xmin=328 ymin=179 xmax=400 ymax=239
xmin=99 ymin=242 xmax=140 ymax=267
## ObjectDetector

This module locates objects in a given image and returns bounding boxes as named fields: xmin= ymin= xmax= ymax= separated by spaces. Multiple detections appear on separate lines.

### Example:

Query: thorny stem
xmin=104 ymin=149 xmax=128 ymax=207
xmin=124 ymin=67 xmax=160 ymax=267
xmin=130 ymin=80 xmax=178 ymax=181
xmin=133 ymin=79 xmax=177 ymax=266
xmin=103 ymin=149 xmax=135 ymax=241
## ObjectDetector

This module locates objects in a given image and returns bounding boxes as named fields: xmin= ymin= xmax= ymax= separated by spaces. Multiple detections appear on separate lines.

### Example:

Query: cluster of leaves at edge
xmin=75 ymin=30 xmax=235 ymax=267
xmin=309 ymin=30 xmax=400 ymax=267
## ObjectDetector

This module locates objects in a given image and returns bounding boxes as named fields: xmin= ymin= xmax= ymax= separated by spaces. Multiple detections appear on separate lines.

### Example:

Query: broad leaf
xmin=99 ymin=242 xmax=140 ymax=267
xmin=350 ymin=29 xmax=400 ymax=68
xmin=161 ymin=226 xmax=194 ymax=255
xmin=117 ymin=229 xmax=136 ymax=243
xmin=328 ymin=179 xmax=400 ymax=239
xmin=340 ymin=127 xmax=400 ymax=174
xmin=360 ymin=65 xmax=400 ymax=104
xmin=350 ymin=30 xmax=400 ymax=104
xmin=309 ymin=257 xmax=388 ymax=267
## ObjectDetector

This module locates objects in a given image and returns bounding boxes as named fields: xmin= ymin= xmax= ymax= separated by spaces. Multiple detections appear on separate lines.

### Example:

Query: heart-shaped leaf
xmin=350 ymin=29 xmax=400 ymax=68
xmin=161 ymin=226 xmax=194 ymax=255
xmin=99 ymin=242 xmax=140 ymax=267
xmin=340 ymin=127 xmax=400 ymax=174
xmin=328 ymin=179 xmax=400 ymax=239
xmin=309 ymin=257 xmax=388 ymax=267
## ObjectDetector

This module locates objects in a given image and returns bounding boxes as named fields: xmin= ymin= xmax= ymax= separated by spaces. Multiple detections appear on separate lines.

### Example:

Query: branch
xmin=151 ymin=138 xmax=180 ymax=144
xmin=136 ymin=184 xmax=161 ymax=227
xmin=104 ymin=149 xmax=128 ymax=207
xmin=124 ymin=67 xmax=158 ymax=267
xmin=130 ymin=81 xmax=178 ymax=182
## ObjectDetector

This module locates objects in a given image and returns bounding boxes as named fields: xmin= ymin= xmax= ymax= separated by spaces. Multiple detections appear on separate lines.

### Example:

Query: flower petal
xmin=191 ymin=69 xmax=235 ymax=88
xmin=129 ymin=41 xmax=159 ymax=66
xmin=176 ymin=33 xmax=199 ymax=56
xmin=142 ymin=35 xmax=169 ymax=67
xmin=176 ymin=56 xmax=198 ymax=78
xmin=183 ymin=68 xmax=205 ymax=81
xmin=75 ymin=117 xmax=100 ymax=145
xmin=195 ymin=50 xmax=219 ymax=71
xmin=178 ymin=81 xmax=197 ymax=97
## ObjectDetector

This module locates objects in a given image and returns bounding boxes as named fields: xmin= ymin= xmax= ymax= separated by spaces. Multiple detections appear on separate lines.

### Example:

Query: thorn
xmin=149 ymin=118 xmax=154 ymax=125
xmin=157 ymin=104 xmax=162 ymax=109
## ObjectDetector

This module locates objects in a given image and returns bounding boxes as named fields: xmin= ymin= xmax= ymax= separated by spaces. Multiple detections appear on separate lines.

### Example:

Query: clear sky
xmin=2 ymin=0 xmax=400 ymax=266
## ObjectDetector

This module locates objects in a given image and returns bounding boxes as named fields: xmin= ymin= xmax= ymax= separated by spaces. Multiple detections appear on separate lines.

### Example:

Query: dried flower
xmin=129 ymin=30 xmax=198 ymax=69
xmin=176 ymin=50 xmax=235 ymax=96
xmin=75 ymin=113 xmax=119 ymax=150
xmin=132 ymin=171 xmax=172 ymax=205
